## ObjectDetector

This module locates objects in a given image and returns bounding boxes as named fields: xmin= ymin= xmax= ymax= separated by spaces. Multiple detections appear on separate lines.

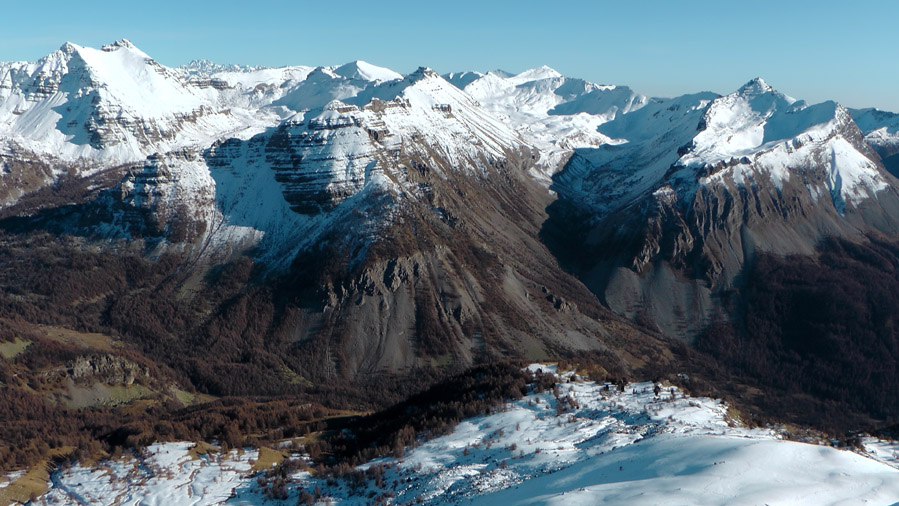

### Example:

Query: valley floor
xmin=25 ymin=365 xmax=899 ymax=505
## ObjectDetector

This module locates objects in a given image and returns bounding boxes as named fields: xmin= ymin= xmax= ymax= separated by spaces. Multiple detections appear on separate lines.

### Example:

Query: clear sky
xmin=2 ymin=0 xmax=897 ymax=111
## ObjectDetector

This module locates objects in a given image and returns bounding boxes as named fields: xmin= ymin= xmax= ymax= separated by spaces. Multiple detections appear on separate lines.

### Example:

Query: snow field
xmin=32 ymin=365 xmax=899 ymax=505
xmin=36 ymin=442 xmax=265 ymax=506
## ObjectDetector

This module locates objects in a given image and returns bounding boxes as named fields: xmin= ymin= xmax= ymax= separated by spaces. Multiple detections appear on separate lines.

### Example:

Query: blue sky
xmin=3 ymin=0 xmax=897 ymax=111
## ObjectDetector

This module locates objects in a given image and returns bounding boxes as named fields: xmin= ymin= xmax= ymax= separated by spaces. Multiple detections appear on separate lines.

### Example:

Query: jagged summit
xmin=851 ymin=107 xmax=899 ymax=138
xmin=179 ymin=58 xmax=261 ymax=74
xmin=442 ymin=70 xmax=484 ymax=88
xmin=59 ymin=38 xmax=151 ymax=60
xmin=721 ymin=77 xmax=803 ymax=124
xmin=58 ymin=41 xmax=78 ymax=53
xmin=408 ymin=66 xmax=440 ymax=80
xmin=101 ymin=38 xmax=138 ymax=51
xmin=182 ymin=58 xmax=218 ymax=70
xmin=739 ymin=76 xmax=774 ymax=95
xmin=353 ymin=65 xmax=471 ymax=105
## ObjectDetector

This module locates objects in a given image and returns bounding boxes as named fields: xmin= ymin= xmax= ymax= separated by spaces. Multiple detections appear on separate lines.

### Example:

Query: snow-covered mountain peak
xmin=486 ymin=69 xmax=515 ymax=78
xmin=0 ymin=40 xmax=303 ymax=165
xmin=181 ymin=58 xmax=215 ymax=73
xmin=66 ymin=44 xmax=197 ymax=111
xmin=333 ymin=60 xmax=402 ymax=82
xmin=273 ymin=65 xmax=381 ymax=113
xmin=660 ymin=81 xmax=891 ymax=212
xmin=510 ymin=65 xmax=563 ymax=83
xmin=731 ymin=78 xmax=803 ymax=111
xmin=345 ymin=67 xmax=526 ymax=160
xmin=61 ymin=38 xmax=155 ymax=68
xmin=686 ymin=80 xmax=828 ymax=165
xmin=850 ymin=108 xmax=899 ymax=168
xmin=739 ymin=76 xmax=774 ymax=95
xmin=273 ymin=63 xmax=424 ymax=115
xmin=459 ymin=69 xmax=646 ymax=118
xmin=58 ymin=41 xmax=78 ymax=55
xmin=314 ymin=65 xmax=342 ymax=80
xmin=408 ymin=66 xmax=441 ymax=80
xmin=10 ymin=39 xmax=201 ymax=118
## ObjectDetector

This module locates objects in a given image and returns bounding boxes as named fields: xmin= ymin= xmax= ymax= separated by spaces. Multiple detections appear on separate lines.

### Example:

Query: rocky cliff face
xmin=67 ymin=354 xmax=149 ymax=386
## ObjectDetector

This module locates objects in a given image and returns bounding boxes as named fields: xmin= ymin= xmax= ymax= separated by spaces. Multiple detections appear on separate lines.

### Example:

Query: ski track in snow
xmin=32 ymin=365 xmax=899 ymax=505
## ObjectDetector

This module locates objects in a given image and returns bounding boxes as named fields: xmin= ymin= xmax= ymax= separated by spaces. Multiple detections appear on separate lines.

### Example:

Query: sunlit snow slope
xmin=34 ymin=365 xmax=899 ymax=505
xmin=446 ymin=66 xmax=649 ymax=177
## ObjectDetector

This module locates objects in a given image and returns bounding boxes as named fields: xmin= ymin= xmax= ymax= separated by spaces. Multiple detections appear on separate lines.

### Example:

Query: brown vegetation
xmin=693 ymin=237 xmax=899 ymax=433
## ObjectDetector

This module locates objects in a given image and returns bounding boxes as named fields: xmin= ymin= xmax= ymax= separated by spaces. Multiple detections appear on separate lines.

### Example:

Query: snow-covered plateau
xmin=31 ymin=365 xmax=899 ymax=505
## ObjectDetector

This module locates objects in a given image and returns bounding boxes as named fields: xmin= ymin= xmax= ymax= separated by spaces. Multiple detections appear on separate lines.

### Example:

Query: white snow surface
xmin=0 ymin=470 xmax=25 ymax=489
xmin=446 ymin=66 xmax=649 ymax=177
xmin=333 ymin=60 xmax=402 ymax=83
xmin=851 ymin=108 xmax=899 ymax=155
xmin=552 ymin=92 xmax=718 ymax=214
xmin=36 ymin=442 xmax=262 ymax=506
xmin=345 ymin=67 xmax=527 ymax=164
xmin=851 ymin=108 xmax=899 ymax=136
xmin=35 ymin=365 xmax=899 ymax=505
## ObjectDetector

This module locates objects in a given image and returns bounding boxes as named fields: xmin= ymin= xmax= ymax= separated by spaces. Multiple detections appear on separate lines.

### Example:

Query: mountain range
xmin=2 ymin=39 xmax=899 ymax=436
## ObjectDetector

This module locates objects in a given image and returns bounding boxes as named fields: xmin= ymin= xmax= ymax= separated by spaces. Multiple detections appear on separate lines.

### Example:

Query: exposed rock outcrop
xmin=67 ymin=354 xmax=149 ymax=386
